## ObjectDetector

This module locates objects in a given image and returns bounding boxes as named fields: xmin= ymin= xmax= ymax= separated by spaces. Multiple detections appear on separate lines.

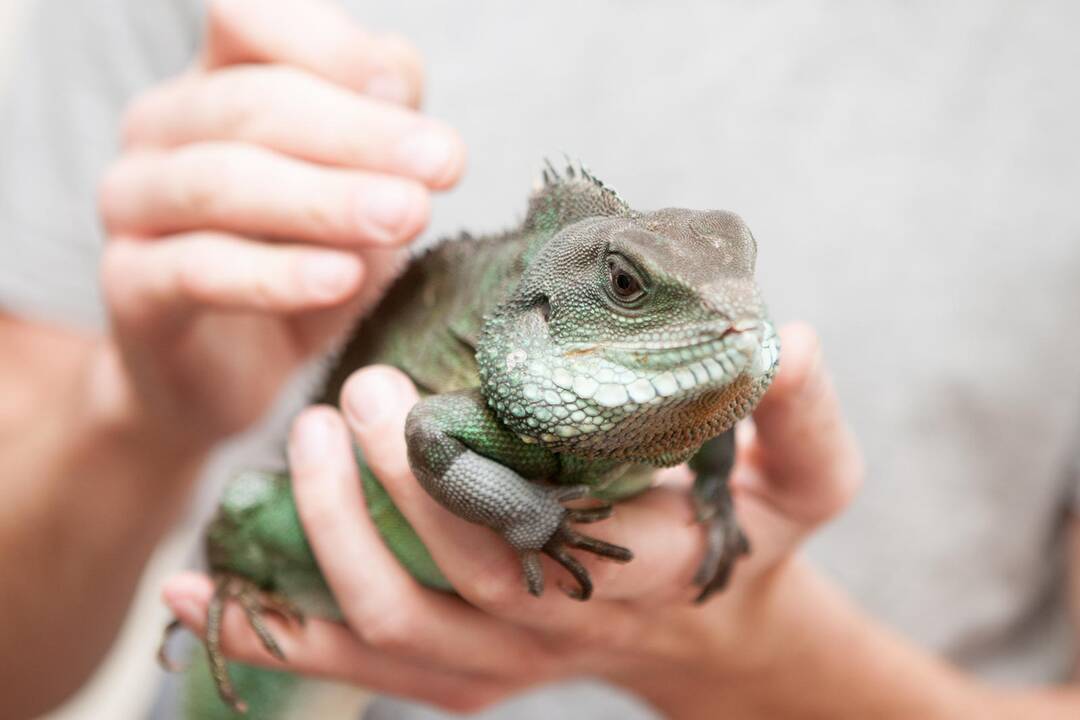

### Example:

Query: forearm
xmin=0 ymin=322 xmax=205 ymax=716
xmin=615 ymin=559 xmax=1077 ymax=719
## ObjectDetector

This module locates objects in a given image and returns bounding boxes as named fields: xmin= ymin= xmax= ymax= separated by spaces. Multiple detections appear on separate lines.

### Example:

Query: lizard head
xmin=477 ymin=167 xmax=779 ymax=465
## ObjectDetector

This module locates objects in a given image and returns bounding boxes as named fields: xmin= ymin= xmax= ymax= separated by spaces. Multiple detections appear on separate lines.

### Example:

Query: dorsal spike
xmin=525 ymin=157 xmax=631 ymax=232
xmin=560 ymin=152 xmax=576 ymax=178
xmin=543 ymin=158 xmax=560 ymax=180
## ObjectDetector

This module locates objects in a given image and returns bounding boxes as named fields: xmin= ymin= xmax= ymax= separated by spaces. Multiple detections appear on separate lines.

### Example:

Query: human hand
xmin=96 ymin=0 xmax=465 ymax=452
xmin=163 ymin=323 xmax=863 ymax=714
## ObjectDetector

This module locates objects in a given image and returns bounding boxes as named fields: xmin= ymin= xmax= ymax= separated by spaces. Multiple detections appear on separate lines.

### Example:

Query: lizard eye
xmin=607 ymin=255 xmax=646 ymax=304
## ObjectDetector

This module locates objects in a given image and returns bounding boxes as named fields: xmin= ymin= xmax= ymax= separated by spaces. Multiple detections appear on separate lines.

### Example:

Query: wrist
xmin=606 ymin=557 xmax=989 ymax=720
xmin=601 ymin=557 xmax=804 ymax=718
xmin=71 ymin=339 xmax=210 ymax=519
xmin=82 ymin=338 xmax=214 ymax=464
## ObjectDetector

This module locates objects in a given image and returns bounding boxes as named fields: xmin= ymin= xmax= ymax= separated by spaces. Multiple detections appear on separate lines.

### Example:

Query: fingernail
xmin=345 ymin=370 xmax=401 ymax=427
xmin=302 ymin=254 xmax=360 ymax=301
xmin=396 ymin=127 xmax=456 ymax=185
xmin=289 ymin=411 xmax=332 ymax=468
xmin=357 ymin=182 xmax=415 ymax=242
xmin=366 ymin=73 xmax=411 ymax=105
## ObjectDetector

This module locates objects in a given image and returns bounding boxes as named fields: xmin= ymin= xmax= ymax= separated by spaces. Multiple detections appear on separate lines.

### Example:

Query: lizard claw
xmin=517 ymin=486 xmax=633 ymax=601
xmin=202 ymin=574 xmax=306 ymax=714
xmin=157 ymin=619 xmax=188 ymax=673
xmin=692 ymin=502 xmax=750 ymax=603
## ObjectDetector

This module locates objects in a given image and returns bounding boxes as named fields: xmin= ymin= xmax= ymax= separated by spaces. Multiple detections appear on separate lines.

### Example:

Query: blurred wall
xmin=0 ymin=0 xmax=30 ymax=92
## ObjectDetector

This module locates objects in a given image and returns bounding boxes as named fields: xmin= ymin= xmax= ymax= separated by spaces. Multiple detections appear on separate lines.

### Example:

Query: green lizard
xmin=163 ymin=161 xmax=780 ymax=718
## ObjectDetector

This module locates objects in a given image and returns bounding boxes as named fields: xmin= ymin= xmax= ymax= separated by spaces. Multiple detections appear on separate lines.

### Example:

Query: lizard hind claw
xmin=534 ymin=524 xmax=634 ymax=602
xmin=543 ymin=541 xmax=593 ymax=601
xmin=560 ymin=526 xmax=634 ymax=563
xmin=521 ymin=550 xmax=545 ymax=597
xmin=512 ymin=486 xmax=634 ymax=602
xmin=566 ymin=504 xmax=614 ymax=524
xmin=203 ymin=573 xmax=306 ymax=714
xmin=157 ymin=618 xmax=189 ymax=673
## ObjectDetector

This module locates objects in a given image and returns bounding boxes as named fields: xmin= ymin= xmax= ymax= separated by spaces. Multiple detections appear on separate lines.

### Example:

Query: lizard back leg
xmin=688 ymin=429 xmax=750 ymax=602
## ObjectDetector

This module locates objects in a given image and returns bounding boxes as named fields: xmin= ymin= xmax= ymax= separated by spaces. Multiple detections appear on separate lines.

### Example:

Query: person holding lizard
xmin=2 ymin=1 xmax=1079 ymax=718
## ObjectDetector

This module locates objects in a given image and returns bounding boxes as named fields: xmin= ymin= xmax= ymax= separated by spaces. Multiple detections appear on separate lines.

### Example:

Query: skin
xmin=1 ymin=0 xmax=463 ymax=715
xmin=164 ymin=328 xmax=1080 ymax=719
xmin=2 ymin=1 xmax=1079 ymax=717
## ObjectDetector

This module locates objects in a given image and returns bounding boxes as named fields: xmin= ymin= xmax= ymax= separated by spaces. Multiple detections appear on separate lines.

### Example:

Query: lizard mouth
xmin=560 ymin=320 xmax=776 ymax=409
xmin=568 ymin=319 xmax=760 ymax=355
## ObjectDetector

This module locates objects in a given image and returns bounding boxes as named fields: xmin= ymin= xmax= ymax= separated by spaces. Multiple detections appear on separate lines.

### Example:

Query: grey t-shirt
xmin=4 ymin=1 xmax=1080 ymax=717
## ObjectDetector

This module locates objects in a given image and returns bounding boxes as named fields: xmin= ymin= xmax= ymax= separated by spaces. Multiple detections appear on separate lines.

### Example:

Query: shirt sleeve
xmin=0 ymin=0 xmax=200 ymax=329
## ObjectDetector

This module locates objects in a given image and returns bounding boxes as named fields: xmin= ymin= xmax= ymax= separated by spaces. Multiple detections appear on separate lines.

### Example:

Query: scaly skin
xmin=170 ymin=162 xmax=780 ymax=716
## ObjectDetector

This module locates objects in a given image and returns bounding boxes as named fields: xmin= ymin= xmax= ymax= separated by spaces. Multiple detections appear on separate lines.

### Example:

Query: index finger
xmin=202 ymin=0 xmax=424 ymax=107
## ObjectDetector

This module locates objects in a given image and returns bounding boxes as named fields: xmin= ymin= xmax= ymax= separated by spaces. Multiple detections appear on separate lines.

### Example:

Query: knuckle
xmin=209 ymin=71 xmax=265 ymax=140
xmin=297 ymin=194 xmax=342 ymax=242
xmin=247 ymin=262 xmax=284 ymax=308
xmin=170 ymin=143 xmax=247 ymax=218
xmin=356 ymin=607 xmax=418 ymax=653
xmin=175 ymin=242 xmax=215 ymax=301
xmin=210 ymin=65 xmax=301 ymax=141
xmin=463 ymin=570 xmax=523 ymax=615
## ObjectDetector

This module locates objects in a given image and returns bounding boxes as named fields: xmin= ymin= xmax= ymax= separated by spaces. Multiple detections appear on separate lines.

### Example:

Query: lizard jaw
xmin=490 ymin=319 xmax=778 ymax=456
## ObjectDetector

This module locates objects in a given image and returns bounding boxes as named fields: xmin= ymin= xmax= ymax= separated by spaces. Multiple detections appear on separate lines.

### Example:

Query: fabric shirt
xmin=3 ymin=1 xmax=1079 ymax=717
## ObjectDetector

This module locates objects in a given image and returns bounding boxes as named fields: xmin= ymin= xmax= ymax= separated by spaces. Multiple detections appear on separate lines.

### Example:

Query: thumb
xmin=747 ymin=322 xmax=862 ymax=528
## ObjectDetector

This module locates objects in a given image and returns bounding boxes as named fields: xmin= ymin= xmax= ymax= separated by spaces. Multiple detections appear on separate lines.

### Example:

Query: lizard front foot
xmin=157 ymin=573 xmax=305 ymax=714
xmin=688 ymin=429 xmax=751 ymax=602
xmin=515 ymin=485 xmax=633 ymax=601
xmin=692 ymin=498 xmax=750 ymax=603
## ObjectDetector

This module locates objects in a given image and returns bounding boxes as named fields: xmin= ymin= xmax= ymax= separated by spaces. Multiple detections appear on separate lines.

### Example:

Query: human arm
xmin=0 ymin=316 xmax=205 ymax=718
xmin=0 ymin=1 xmax=464 ymax=714
xmin=164 ymin=324 xmax=1080 ymax=718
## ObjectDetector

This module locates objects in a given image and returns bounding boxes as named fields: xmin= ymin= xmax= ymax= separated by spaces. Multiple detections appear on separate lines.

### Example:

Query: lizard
xmin=162 ymin=161 xmax=781 ymax=719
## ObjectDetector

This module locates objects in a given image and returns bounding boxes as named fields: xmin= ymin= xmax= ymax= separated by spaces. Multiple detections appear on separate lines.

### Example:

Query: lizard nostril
xmin=537 ymin=295 xmax=551 ymax=323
